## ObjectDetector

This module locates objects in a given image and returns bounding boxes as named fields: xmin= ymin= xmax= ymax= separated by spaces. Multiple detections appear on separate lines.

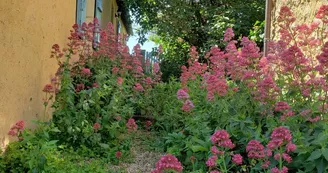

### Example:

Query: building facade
xmin=0 ymin=0 xmax=131 ymax=149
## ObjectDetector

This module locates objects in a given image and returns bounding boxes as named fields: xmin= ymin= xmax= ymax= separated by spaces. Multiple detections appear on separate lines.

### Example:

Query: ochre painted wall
xmin=270 ymin=0 xmax=328 ymax=40
xmin=0 ymin=0 xmax=76 ymax=149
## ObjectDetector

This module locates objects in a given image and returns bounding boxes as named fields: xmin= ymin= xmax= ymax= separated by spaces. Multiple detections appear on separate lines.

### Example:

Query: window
xmin=76 ymin=0 xmax=87 ymax=26
xmin=94 ymin=0 xmax=103 ymax=46
xmin=117 ymin=21 xmax=121 ymax=35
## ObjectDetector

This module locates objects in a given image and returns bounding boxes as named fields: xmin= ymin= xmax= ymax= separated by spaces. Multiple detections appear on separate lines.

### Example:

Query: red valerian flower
xmin=151 ymin=154 xmax=183 ymax=173
xmin=43 ymin=84 xmax=54 ymax=93
xmin=177 ymin=89 xmax=190 ymax=99
xmin=181 ymin=100 xmax=195 ymax=112
xmin=133 ymin=83 xmax=144 ymax=92
xmin=224 ymin=28 xmax=235 ymax=42
xmin=115 ymin=151 xmax=122 ymax=158
xmin=206 ymin=155 xmax=218 ymax=167
xmin=210 ymin=130 xmax=235 ymax=149
xmin=232 ymin=154 xmax=243 ymax=165
xmin=126 ymin=118 xmax=137 ymax=132
xmin=93 ymin=122 xmax=101 ymax=130
xmin=81 ymin=67 xmax=92 ymax=76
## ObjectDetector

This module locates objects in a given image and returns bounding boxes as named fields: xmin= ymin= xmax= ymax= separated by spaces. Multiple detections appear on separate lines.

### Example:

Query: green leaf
xmin=191 ymin=145 xmax=207 ymax=152
xmin=323 ymin=148 xmax=328 ymax=162
xmin=307 ymin=150 xmax=322 ymax=161
xmin=50 ymin=127 xmax=61 ymax=133
xmin=99 ymin=143 xmax=109 ymax=149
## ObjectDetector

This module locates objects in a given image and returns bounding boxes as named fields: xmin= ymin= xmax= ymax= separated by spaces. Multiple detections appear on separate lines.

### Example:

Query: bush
xmin=146 ymin=5 xmax=328 ymax=173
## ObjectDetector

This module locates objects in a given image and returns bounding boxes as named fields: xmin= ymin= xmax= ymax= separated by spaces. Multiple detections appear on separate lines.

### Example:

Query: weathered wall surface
xmin=0 ymin=0 xmax=76 ymax=149
xmin=270 ymin=0 xmax=328 ymax=40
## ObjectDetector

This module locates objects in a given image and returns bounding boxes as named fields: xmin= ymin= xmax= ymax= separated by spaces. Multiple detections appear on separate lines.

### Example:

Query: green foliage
xmin=125 ymin=0 xmax=265 ymax=80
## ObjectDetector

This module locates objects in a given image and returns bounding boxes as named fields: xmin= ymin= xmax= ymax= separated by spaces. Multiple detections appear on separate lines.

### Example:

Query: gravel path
xmin=112 ymin=131 xmax=163 ymax=173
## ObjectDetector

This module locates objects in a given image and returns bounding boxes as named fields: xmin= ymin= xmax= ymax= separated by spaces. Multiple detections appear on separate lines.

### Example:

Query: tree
xmin=126 ymin=0 xmax=265 ymax=81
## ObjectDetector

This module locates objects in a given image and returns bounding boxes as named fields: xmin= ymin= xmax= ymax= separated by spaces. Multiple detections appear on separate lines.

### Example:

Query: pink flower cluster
xmin=271 ymin=166 xmax=289 ymax=173
xmin=177 ymin=89 xmax=189 ymax=99
xmin=246 ymin=140 xmax=272 ymax=169
xmin=246 ymin=140 xmax=268 ymax=159
xmin=246 ymin=127 xmax=296 ymax=171
xmin=207 ymin=130 xmax=242 ymax=171
xmin=210 ymin=130 xmax=235 ymax=149
xmin=206 ymin=155 xmax=218 ymax=167
xmin=232 ymin=154 xmax=243 ymax=165
xmin=93 ymin=122 xmax=101 ymax=131
xmin=126 ymin=118 xmax=137 ymax=132
xmin=81 ymin=67 xmax=92 ymax=77
xmin=151 ymin=154 xmax=183 ymax=173
xmin=181 ymin=100 xmax=195 ymax=112
xmin=8 ymin=120 xmax=25 ymax=139
xmin=267 ymin=127 xmax=294 ymax=150
xmin=133 ymin=83 xmax=145 ymax=92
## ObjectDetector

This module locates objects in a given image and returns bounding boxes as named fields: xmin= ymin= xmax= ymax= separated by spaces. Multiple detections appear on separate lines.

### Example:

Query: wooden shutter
xmin=76 ymin=0 xmax=87 ymax=26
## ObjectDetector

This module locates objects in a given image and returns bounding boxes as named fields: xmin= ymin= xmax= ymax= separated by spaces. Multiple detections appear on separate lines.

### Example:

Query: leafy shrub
xmin=45 ymin=19 xmax=161 ymax=154
xmin=147 ymin=5 xmax=328 ymax=173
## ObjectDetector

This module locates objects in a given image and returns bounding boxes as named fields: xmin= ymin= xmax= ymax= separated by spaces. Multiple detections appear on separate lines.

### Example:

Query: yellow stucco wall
xmin=0 ymin=0 xmax=76 ymax=149
xmin=270 ymin=0 xmax=328 ymax=40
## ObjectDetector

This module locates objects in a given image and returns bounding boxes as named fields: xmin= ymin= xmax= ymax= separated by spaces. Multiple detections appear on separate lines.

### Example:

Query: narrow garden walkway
xmin=112 ymin=131 xmax=163 ymax=173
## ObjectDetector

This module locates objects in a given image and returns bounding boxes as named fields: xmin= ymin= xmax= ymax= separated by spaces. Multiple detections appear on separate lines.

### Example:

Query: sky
xmin=126 ymin=22 xmax=157 ymax=53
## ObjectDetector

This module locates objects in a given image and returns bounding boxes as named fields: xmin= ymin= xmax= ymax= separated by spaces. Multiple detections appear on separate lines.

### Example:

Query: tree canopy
xmin=125 ymin=0 xmax=266 ymax=81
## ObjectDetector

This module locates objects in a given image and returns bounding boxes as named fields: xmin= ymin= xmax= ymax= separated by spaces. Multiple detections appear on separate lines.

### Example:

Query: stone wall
xmin=270 ymin=0 xmax=328 ymax=40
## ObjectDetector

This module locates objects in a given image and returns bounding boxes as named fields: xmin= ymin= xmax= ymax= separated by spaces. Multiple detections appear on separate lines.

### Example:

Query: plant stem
xmin=221 ymin=155 xmax=228 ymax=173
xmin=279 ymin=147 xmax=283 ymax=170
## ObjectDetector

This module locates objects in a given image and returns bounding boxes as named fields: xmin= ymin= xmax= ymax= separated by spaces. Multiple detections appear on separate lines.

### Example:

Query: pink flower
xmin=267 ymin=126 xmax=292 ymax=150
xmin=315 ymin=5 xmax=328 ymax=23
xmin=286 ymin=142 xmax=296 ymax=152
xmin=116 ymin=151 xmax=122 ymax=158
xmin=151 ymin=154 xmax=183 ymax=173
xmin=274 ymin=102 xmax=290 ymax=111
xmin=93 ymin=122 xmax=101 ymax=130
xmin=153 ymin=63 xmax=160 ymax=74
xmin=210 ymin=171 xmax=221 ymax=173
xmin=317 ymin=42 xmax=328 ymax=67
xmin=134 ymin=83 xmax=144 ymax=92
xmin=274 ymin=153 xmax=281 ymax=161
xmin=308 ymin=116 xmax=320 ymax=122
xmin=206 ymin=155 xmax=218 ymax=167
xmin=43 ymin=84 xmax=54 ymax=93
xmin=15 ymin=120 xmax=25 ymax=130
xmin=181 ymin=100 xmax=195 ymax=112
xmin=261 ymin=160 xmax=270 ymax=169
xmin=146 ymin=120 xmax=152 ymax=130
xmin=282 ymin=153 xmax=292 ymax=163
xmin=115 ymin=116 xmax=121 ymax=121
xmin=224 ymin=28 xmax=235 ymax=42
xmin=246 ymin=140 xmax=265 ymax=159
xmin=126 ymin=118 xmax=137 ymax=132
xmin=8 ymin=129 xmax=17 ymax=136
xmin=211 ymin=130 xmax=235 ymax=149
xmin=211 ymin=146 xmax=219 ymax=155
xmin=112 ymin=67 xmax=120 ymax=74
xmin=92 ymin=82 xmax=99 ymax=88
xmin=117 ymin=77 xmax=124 ymax=86
xmin=232 ymin=154 xmax=243 ymax=165
xmin=271 ymin=166 xmax=288 ymax=173
xmin=75 ymin=83 xmax=85 ymax=92
xmin=240 ymin=37 xmax=260 ymax=59
xmin=177 ymin=89 xmax=190 ymax=99
xmin=206 ymin=75 xmax=228 ymax=100
xmin=81 ymin=68 xmax=92 ymax=76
